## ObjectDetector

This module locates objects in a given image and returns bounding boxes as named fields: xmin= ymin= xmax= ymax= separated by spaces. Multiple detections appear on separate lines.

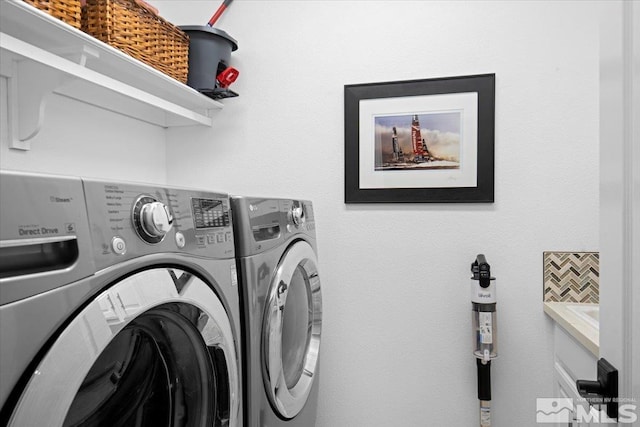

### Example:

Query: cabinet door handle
xmin=575 ymin=358 xmax=619 ymax=420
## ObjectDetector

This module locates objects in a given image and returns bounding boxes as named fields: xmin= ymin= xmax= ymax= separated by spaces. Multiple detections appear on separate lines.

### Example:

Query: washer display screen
xmin=191 ymin=198 xmax=229 ymax=229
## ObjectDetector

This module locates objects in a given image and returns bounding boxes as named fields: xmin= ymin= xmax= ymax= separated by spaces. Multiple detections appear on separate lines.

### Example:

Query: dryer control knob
xmin=141 ymin=202 xmax=173 ymax=239
xmin=290 ymin=205 xmax=305 ymax=227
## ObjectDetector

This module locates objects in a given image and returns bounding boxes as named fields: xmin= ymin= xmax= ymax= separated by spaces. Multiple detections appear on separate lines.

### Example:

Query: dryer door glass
xmin=6 ymin=268 xmax=240 ymax=427
xmin=281 ymin=265 xmax=311 ymax=389
xmin=263 ymin=240 xmax=322 ymax=419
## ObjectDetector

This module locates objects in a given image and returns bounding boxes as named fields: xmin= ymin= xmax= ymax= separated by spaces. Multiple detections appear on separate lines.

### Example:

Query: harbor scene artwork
xmin=374 ymin=111 xmax=461 ymax=171
xmin=345 ymin=74 xmax=494 ymax=203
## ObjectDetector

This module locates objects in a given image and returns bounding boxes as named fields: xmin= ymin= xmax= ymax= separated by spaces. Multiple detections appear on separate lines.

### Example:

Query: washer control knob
xmin=141 ymin=202 xmax=173 ymax=238
xmin=290 ymin=204 xmax=305 ymax=227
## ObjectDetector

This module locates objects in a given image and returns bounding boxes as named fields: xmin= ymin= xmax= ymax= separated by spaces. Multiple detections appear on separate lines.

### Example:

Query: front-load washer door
xmin=263 ymin=240 xmax=322 ymax=419
xmin=6 ymin=268 xmax=240 ymax=427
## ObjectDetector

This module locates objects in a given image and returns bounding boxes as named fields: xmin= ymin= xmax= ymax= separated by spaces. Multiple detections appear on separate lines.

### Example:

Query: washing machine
xmin=0 ymin=170 xmax=243 ymax=426
xmin=231 ymin=197 xmax=323 ymax=427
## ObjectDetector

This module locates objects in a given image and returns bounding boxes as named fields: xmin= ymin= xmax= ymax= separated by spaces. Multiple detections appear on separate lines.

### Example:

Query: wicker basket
xmin=24 ymin=0 xmax=82 ymax=29
xmin=82 ymin=0 xmax=189 ymax=83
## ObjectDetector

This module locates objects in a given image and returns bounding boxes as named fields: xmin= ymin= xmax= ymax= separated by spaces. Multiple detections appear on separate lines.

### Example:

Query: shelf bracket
xmin=7 ymin=59 xmax=50 ymax=150
xmin=51 ymin=45 xmax=100 ymax=67
xmin=4 ymin=45 xmax=99 ymax=151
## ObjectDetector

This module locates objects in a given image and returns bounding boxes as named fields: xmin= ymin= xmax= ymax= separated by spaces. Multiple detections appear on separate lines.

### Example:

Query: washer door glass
xmin=263 ymin=240 xmax=322 ymax=419
xmin=7 ymin=268 xmax=240 ymax=427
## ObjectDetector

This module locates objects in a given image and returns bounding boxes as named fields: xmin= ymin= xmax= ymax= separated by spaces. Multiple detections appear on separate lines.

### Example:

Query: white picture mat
xmin=358 ymin=92 xmax=478 ymax=189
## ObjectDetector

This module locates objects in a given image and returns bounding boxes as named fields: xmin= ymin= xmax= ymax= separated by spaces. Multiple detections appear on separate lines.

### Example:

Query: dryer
xmin=231 ymin=197 xmax=323 ymax=427
xmin=0 ymin=170 xmax=242 ymax=426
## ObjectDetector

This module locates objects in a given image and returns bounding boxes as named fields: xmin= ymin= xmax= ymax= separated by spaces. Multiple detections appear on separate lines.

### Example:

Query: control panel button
xmin=111 ymin=236 xmax=127 ymax=255
xmin=216 ymin=233 xmax=224 ymax=243
xmin=225 ymin=231 xmax=232 ymax=242
xmin=196 ymin=235 xmax=206 ymax=246
xmin=207 ymin=234 xmax=216 ymax=244
xmin=175 ymin=232 xmax=186 ymax=248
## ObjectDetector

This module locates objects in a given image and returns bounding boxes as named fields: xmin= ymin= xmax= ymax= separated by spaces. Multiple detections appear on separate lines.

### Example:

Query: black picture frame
xmin=344 ymin=74 xmax=495 ymax=203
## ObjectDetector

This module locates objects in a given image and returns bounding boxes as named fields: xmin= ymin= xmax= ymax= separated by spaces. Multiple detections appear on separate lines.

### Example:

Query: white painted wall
xmin=0 ymin=0 xmax=602 ymax=425
xmin=0 ymin=78 xmax=167 ymax=183
xmin=157 ymin=1 xmax=601 ymax=425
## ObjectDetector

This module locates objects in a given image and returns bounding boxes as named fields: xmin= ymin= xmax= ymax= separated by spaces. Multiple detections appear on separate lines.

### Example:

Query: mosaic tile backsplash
xmin=543 ymin=252 xmax=599 ymax=303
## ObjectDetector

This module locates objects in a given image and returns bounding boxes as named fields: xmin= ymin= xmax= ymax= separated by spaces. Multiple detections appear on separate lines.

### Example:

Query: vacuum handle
xmin=476 ymin=254 xmax=488 ymax=267
xmin=476 ymin=359 xmax=491 ymax=401
xmin=471 ymin=254 xmax=492 ymax=281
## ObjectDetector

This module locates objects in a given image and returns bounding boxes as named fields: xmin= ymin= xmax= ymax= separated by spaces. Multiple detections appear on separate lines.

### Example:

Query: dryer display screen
xmin=191 ymin=198 xmax=229 ymax=229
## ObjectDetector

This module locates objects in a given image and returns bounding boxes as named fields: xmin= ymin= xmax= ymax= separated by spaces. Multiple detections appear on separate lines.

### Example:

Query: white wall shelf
xmin=0 ymin=0 xmax=222 ymax=150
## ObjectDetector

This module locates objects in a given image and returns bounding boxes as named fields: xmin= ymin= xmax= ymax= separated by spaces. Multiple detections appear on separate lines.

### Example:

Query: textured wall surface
xmin=0 ymin=78 xmax=167 ymax=183
xmin=157 ymin=1 xmax=602 ymax=425
xmin=0 ymin=1 xmax=603 ymax=425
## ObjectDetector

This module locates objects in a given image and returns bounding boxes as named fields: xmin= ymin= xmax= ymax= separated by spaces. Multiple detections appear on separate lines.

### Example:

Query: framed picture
xmin=344 ymin=74 xmax=495 ymax=203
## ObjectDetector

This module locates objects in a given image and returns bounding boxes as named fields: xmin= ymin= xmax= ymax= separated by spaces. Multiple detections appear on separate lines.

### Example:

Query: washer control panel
xmin=192 ymin=197 xmax=230 ymax=229
xmin=82 ymin=179 xmax=234 ymax=269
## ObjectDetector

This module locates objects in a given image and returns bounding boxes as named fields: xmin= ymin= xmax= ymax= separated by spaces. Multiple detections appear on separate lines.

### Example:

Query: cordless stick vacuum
xmin=471 ymin=254 xmax=497 ymax=427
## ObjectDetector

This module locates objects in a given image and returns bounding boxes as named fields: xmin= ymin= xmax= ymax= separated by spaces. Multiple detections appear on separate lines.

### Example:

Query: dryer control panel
xmin=83 ymin=179 xmax=234 ymax=271
xmin=231 ymin=196 xmax=316 ymax=257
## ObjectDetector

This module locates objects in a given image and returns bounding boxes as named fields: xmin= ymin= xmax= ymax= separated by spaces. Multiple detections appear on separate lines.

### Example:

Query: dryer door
xmin=7 ymin=268 xmax=240 ymax=427
xmin=263 ymin=240 xmax=322 ymax=419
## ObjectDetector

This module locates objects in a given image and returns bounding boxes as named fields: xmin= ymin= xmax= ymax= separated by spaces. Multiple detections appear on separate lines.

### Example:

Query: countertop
xmin=544 ymin=302 xmax=599 ymax=356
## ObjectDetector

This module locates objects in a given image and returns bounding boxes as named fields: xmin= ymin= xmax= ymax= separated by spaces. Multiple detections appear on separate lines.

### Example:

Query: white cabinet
xmin=552 ymin=324 xmax=600 ymax=427
xmin=0 ymin=0 xmax=222 ymax=150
